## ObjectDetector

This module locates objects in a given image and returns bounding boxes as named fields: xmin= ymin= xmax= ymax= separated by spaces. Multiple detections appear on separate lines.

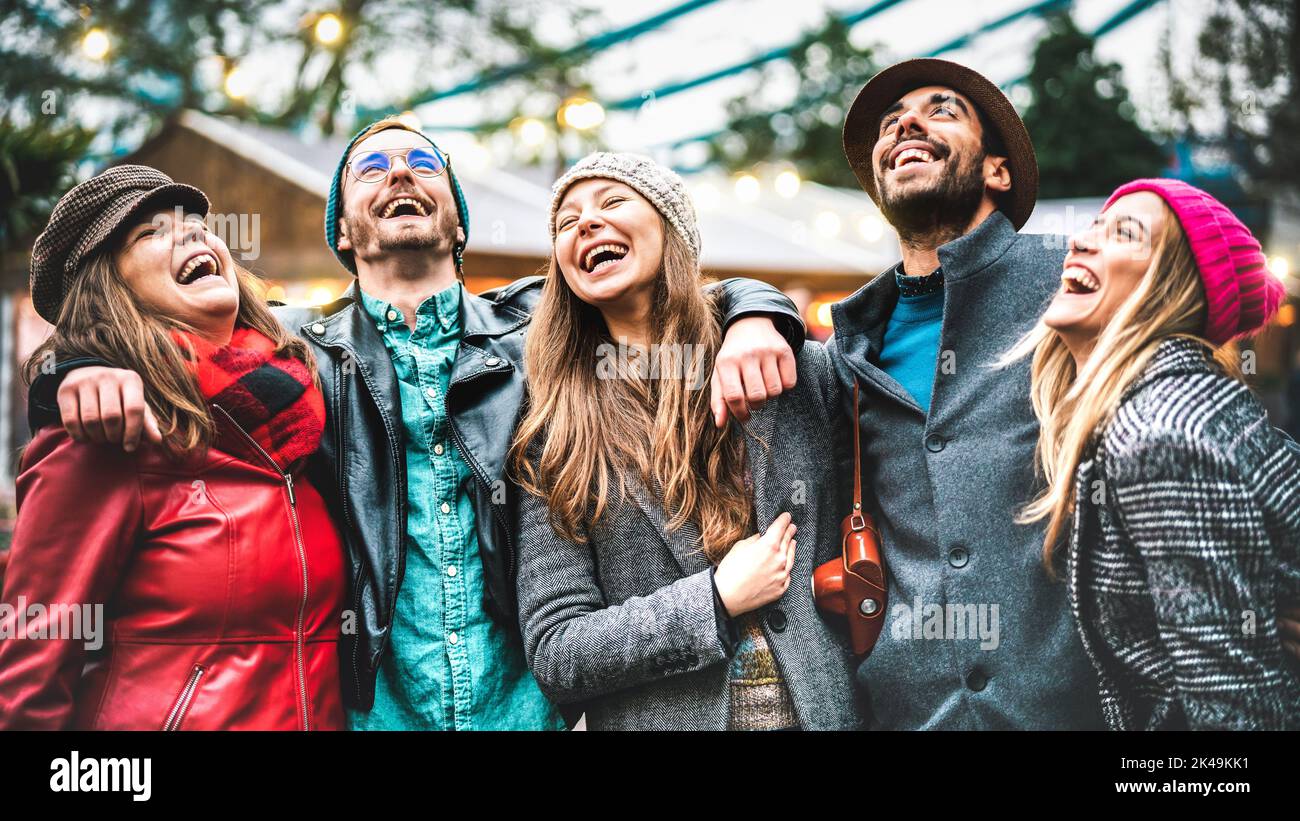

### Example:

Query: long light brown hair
xmin=509 ymin=222 xmax=754 ymax=562
xmin=1000 ymin=201 xmax=1242 ymax=573
xmin=24 ymin=248 xmax=316 ymax=459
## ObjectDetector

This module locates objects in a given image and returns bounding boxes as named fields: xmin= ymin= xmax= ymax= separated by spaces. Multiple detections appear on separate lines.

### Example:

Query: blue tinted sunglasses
xmin=347 ymin=145 xmax=450 ymax=183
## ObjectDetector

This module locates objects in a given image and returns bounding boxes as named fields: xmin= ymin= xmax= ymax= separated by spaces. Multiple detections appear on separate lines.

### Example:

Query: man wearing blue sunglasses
xmin=35 ymin=117 xmax=806 ymax=730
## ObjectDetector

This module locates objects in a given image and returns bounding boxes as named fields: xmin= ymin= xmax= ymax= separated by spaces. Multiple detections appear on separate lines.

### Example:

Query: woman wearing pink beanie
xmin=1003 ymin=178 xmax=1299 ymax=729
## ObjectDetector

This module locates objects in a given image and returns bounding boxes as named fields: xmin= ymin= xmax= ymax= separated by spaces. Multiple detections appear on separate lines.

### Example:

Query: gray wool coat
xmin=1067 ymin=337 xmax=1300 ymax=730
xmin=828 ymin=210 xmax=1106 ymax=730
xmin=513 ymin=341 xmax=869 ymax=731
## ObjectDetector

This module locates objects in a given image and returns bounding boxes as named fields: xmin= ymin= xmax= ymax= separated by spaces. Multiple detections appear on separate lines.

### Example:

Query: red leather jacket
xmin=0 ymin=412 xmax=346 ymax=730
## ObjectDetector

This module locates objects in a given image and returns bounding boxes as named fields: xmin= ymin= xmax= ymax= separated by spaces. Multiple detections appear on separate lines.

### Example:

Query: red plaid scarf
xmin=173 ymin=325 xmax=325 ymax=471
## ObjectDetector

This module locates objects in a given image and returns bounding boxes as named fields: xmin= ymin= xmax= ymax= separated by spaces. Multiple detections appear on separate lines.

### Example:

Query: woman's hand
xmin=714 ymin=512 xmax=797 ymax=617
xmin=57 ymin=367 xmax=160 ymax=451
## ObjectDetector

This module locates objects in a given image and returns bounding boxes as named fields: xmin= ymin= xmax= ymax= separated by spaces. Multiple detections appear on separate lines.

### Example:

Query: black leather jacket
xmin=27 ymin=275 xmax=803 ymax=710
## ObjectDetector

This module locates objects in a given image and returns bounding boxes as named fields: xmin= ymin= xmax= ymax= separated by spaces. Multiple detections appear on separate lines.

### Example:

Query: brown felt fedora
xmin=843 ymin=58 xmax=1039 ymax=230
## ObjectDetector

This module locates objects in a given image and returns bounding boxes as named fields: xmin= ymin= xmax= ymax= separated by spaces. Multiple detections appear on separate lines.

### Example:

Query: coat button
xmin=925 ymin=433 xmax=947 ymax=452
xmin=484 ymin=356 xmax=500 ymax=367
xmin=966 ymin=668 xmax=988 ymax=692
xmin=311 ymin=322 xmax=326 ymax=335
xmin=766 ymin=608 xmax=787 ymax=632
xmin=948 ymin=546 xmax=970 ymax=568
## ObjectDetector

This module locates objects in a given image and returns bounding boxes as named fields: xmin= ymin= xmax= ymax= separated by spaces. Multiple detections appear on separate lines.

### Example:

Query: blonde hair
xmin=1001 ymin=201 xmax=1240 ymax=573
xmin=509 ymin=223 xmax=754 ymax=562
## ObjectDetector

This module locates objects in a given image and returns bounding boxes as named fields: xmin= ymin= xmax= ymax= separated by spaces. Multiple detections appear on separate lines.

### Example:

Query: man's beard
xmin=876 ymin=144 xmax=986 ymax=247
xmin=344 ymin=202 xmax=458 ymax=256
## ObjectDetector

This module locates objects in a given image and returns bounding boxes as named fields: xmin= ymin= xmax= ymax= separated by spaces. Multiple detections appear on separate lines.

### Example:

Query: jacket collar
xmin=1119 ymin=336 xmax=1216 ymax=406
xmin=936 ymin=210 xmax=1018 ymax=282
xmin=832 ymin=209 xmax=1019 ymax=340
xmin=626 ymin=405 xmax=778 ymax=578
xmin=309 ymin=279 xmax=531 ymax=343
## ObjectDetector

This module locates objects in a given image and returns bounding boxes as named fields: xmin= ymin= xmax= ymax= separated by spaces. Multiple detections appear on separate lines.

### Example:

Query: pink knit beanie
xmin=1103 ymin=178 xmax=1285 ymax=346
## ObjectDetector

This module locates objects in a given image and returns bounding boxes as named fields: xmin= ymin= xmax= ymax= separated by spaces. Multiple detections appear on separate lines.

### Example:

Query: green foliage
xmin=1020 ymin=11 xmax=1167 ymax=198
xmin=1162 ymin=0 xmax=1297 ymax=193
xmin=0 ymin=0 xmax=577 ymax=139
xmin=0 ymin=116 xmax=94 ymax=252
xmin=710 ymin=16 xmax=880 ymax=188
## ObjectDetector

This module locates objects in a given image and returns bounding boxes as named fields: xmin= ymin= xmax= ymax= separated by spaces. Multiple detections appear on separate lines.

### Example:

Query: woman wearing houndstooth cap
xmin=509 ymin=152 xmax=868 ymax=730
xmin=0 ymin=164 xmax=348 ymax=730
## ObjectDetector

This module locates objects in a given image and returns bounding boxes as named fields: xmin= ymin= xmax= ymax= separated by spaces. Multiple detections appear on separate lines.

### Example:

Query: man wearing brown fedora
xmin=829 ymin=57 xmax=1104 ymax=730
xmin=829 ymin=57 xmax=1300 ymax=730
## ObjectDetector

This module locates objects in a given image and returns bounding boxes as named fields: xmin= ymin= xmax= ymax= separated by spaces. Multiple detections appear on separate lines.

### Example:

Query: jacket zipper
xmin=212 ymin=404 xmax=312 ymax=732
xmin=163 ymin=664 xmax=205 ymax=731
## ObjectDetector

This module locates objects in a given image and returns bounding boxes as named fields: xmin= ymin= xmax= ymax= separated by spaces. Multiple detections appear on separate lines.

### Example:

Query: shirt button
xmin=484 ymin=356 xmax=500 ymax=367
xmin=311 ymin=323 xmax=325 ymax=335
xmin=966 ymin=668 xmax=989 ymax=692
xmin=448 ymin=632 xmax=459 ymax=645
xmin=440 ymin=502 xmax=451 ymax=514
xmin=447 ymin=565 xmax=458 ymax=577
xmin=386 ymin=309 xmax=399 ymax=322
xmin=440 ymin=316 xmax=451 ymax=328
xmin=425 ymin=387 xmax=437 ymax=400
xmin=433 ymin=443 xmax=444 ymax=455
xmin=925 ymin=433 xmax=947 ymax=453
xmin=948 ymin=546 xmax=970 ymax=568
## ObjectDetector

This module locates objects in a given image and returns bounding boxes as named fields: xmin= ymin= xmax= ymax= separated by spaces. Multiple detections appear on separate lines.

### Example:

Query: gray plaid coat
xmin=513 ymin=342 xmax=868 ymax=730
xmin=1066 ymin=336 xmax=1300 ymax=730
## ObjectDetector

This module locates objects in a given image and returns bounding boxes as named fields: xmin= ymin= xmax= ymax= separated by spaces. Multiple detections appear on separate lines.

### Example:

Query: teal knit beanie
xmin=324 ymin=120 xmax=471 ymax=275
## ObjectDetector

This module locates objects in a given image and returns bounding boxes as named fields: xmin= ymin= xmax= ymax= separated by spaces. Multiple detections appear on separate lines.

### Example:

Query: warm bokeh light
xmin=308 ymin=285 xmax=337 ymax=305
xmin=1277 ymin=303 xmax=1295 ymax=328
xmin=813 ymin=301 xmax=834 ymax=328
xmin=815 ymin=211 xmax=842 ymax=238
xmin=224 ymin=66 xmax=252 ymax=99
xmin=858 ymin=214 xmax=884 ymax=242
xmin=559 ymin=97 xmax=605 ymax=131
xmin=264 ymin=285 xmax=286 ymax=303
xmin=733 ymin=174 xmax=760 ymax=203
xmin=81 ymin=28 xmax=110 ymax=60
xmin=314 ymin=13 xmax=343 ymax=45
xmin=1269 ymin=256 xmax=1290 ymax=281
xmin=774 ymin=170 xmax=801 ymax=198
xmin=515 ymin=117 xmax=547 ymax=147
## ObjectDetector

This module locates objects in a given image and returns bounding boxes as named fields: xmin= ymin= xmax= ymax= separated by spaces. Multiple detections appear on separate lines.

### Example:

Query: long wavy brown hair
xmin=24 ymin=247 xmax=316 ymax=459
xmin=999 ymin=201 xmax=1241 ymax=573
xmin=509 ymin=222 xmax=754 ymax=562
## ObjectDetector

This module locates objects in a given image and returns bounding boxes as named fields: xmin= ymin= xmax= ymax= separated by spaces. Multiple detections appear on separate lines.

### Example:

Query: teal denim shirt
xmin=347 ymin=283 xmax=564 ymax=731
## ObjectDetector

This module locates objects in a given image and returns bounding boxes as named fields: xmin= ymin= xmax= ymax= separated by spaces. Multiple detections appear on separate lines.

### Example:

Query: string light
xmin=774 ymin=170 xmax=801 ymax=198
xmin=733 ymin=174 xmax=760 ymax=203
xmin=815 ymin=211 xmax=842 ymax=238
xmin=513 ymin=117 xmax=547 ymax=147
xmin=558 ymin=97 xmax=605 ymax=131
xmin=81 ymin=28 xmax=110 ymax=60
xmin=858 ymin=214 xmax=884 ymax=242
xmin=314 ymin=13 xmax=343 ymax=45
xmin=224 ymin=65 xmax=252 ymax=99
xmin=1269 ymin=256 xmax=1290 ymax=281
